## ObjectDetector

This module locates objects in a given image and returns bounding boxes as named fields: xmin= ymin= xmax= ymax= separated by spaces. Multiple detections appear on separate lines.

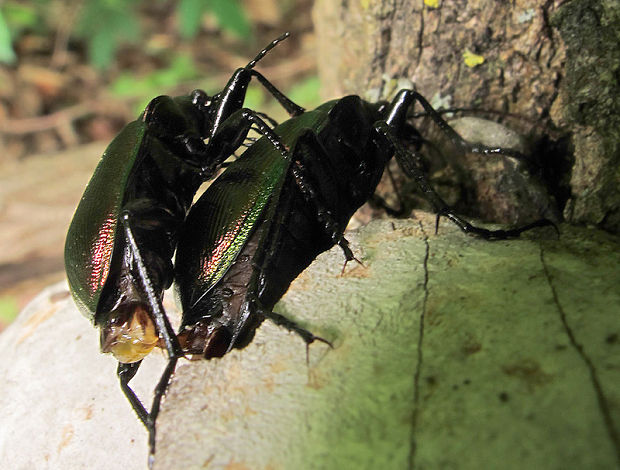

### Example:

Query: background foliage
xmin=1 ymin=0 xmax=251 ymax=68
xmin=0 ymin=0 xmax=318 ymax=328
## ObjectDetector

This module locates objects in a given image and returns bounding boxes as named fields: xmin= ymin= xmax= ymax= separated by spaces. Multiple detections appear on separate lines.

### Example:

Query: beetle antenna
xmin=246 ymin=32 xmax=290 ymax=69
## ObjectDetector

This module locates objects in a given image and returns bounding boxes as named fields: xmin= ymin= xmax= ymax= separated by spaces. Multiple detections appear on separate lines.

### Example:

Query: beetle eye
xmin=100 ymin=305 xmax=159 ymax=363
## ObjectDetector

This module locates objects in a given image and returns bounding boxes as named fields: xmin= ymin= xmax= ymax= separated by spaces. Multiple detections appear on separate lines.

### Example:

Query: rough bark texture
xmin=2 ymin=216 xmax=619 ymax=469
xmin=550 ymin=0 xmax=620 ymax=232
xmin=313 ymin=0 xmax=620 ymax=233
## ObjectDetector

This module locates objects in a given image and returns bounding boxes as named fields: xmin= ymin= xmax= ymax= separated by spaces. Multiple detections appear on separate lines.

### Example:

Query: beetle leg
xmin=209 ymin=32 xmax=304 ymax=132
xmin=337 ymin=238 xmax=365 ymax=273
xmin=204 ymin=108 xmax=291 ymax=174
xmin=119 ymin=211 xmax=182 ymax=359
xmin=117 ymin=356 xmax=179 ymax=457
xmin=117 ymin=359 xmax=180 ymax=459
xmin=247 ymin=69 xmax=305 ymax=116
xmin=208 ymin=68 xmax=304 ymax=141
xmin=171 ymin=106 xmax=289 ymax=179
xmin=263 ymin=310 xmax=333 ymax=351
xmin=147 ymin=355 xmax=179 ymax=456
xmin=263 ymin=128 xmax=368 ymax=264
xmin=435 ymin=210 xmax=559 ymax=239
xmin=165 ymin=113 xmax=282 ymax=178
xmin=386 ymin=89 xmax=536 ymax=166
xmin=289 ymin=156 xmax=352 ymax=259
xmin=117 ymin=361 xmax=150 ymax=426
xmin=375 ymin=121 xmax=558 ymax=239
xmin=252 ymin=111 xmax=279 ymax=128
xmin=261 ymin=309 xmax=332 ymax=366
xmin=117 ymin=212 xmax=185 ymax=454
xmin=285 ymin=132 xmax=366 ymax=262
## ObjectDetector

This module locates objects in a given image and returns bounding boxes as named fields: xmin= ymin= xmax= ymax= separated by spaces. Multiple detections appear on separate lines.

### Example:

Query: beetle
xmin=169 ymin=89 xmax=554 ymax=374
xmin=64 ymin=33 xmax=303 ymax=428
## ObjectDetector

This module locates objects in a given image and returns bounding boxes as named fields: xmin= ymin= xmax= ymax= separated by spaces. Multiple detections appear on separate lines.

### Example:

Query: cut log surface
xmin=0 ymin=213 xmax=618 ymax=470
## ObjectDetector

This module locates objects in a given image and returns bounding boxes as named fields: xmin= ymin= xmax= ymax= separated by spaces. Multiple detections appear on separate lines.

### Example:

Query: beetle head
xmin=190 ymin=89 xmax=216 ymax=135
xmin=100 ymin=303 xmax=159 ymax=363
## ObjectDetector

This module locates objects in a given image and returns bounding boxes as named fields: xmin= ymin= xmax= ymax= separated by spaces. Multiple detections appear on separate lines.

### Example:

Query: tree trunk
xmin=313 ymin=0 xmax=620 ymax=233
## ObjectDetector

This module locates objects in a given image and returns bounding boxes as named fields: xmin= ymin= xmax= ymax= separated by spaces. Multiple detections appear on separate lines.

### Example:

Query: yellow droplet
xmin=463 ymin=50 xmax=485 ymax=68
xmin=360 ymin=0 xmax=370 ymax=10
xmin=100 ymin=305 xmax=159 ymax=363
xmin=424 ymin=0 xmax=440 ymax=8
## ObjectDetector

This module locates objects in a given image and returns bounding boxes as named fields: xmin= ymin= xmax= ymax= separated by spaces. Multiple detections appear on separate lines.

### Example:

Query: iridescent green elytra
xmin=177 ymin=100 xmax=339 ymax=305
xmin=65 ymin=121 xmax=147 ymax=318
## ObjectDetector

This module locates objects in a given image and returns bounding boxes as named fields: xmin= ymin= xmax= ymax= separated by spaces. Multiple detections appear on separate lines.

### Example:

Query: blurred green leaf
xmin=109 ymin=54 xmax=200 ymax=113
xmin=0 ymin=10 xmax=17 ymax=64
xmin=178 ymin=0 xmax=250 ymax=39
xmin=75 ymin=0 xmax=141 ymax=69
xmin=88 ymin=31 xmax=117 ymax=71
xmin=0 ymin=296 xmax=18 ymax=325
xmin=242 ymin=86 xmax=266 ymax=111
xmin=178 ymin=0 xmax=208 ymax=39
xmin=286 ymin=76 xmax=321 ymax=109
xmin=2 ymin=2 xmax=39 ymax=31
xmin=207 ymin=0 xmax=250 ymax=39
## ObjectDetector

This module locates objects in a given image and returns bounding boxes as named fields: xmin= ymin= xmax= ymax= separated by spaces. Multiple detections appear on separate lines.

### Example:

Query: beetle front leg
xmin=205 ymin=108 xmax=291 ymax=172
xmin=375 ymin=121 xmax=558 ymax=239
xmin=169 ymin=107 xmax=290 ymax=179
xmin=208 ymin=33 xmax=305 ymax=137
xmin=211 ymin=68 xmax=304 ymax=133
xmin=386 ymin=89 xmax=535 ymax=165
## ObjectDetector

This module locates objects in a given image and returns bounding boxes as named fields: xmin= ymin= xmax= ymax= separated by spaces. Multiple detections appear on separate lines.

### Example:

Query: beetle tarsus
xmin=117 ymin=361 xmax=149 ymax=427
xmin=438 ymin=209 xmax=558 ymax=240
xmin=338 ymin=238 xmax=364 ymax=274
xmin=264 ymin=310 xmax=333 ymax=350
xmin=147 ymin=355 xmax=179 ymax=456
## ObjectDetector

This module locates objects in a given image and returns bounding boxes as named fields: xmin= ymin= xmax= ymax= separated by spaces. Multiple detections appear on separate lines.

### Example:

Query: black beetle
xmin=64 ymin=33 xmax=302 ymax=427
xmin=169 ymin=90 xmax=554 ymax=371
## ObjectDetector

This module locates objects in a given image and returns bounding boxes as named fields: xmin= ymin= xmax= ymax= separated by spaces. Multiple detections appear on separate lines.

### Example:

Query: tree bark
xmin=313 ymin=0 xmax=620 ymax=233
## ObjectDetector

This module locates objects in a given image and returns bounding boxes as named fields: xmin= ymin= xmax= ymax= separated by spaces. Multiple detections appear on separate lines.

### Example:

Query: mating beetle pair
xmin=65 ymin=33 xmax=554 ymax=451
xmin=65 ymin=33 xmax=303 ymax=428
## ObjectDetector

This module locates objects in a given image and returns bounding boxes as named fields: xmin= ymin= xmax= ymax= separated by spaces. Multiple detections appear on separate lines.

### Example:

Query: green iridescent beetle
xmin=64 ymin=32 xmax=304 ymax=432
